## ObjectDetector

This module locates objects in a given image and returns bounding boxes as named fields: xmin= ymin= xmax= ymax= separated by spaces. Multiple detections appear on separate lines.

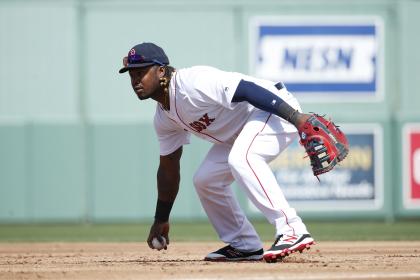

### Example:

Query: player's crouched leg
xmin=192 ymin=168 xmax=210 ymax=197
xmin=227 ymin=146 xmax=250 ymax=182
xmin=193 ymin=159 xmax=232 ymax=198
xmin=194 ymin=145 xmax=265 ymax=262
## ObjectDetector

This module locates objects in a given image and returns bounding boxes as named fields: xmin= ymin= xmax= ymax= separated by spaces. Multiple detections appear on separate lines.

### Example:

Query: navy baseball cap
xmin=119 ymin=42 xmax=169 ymax=73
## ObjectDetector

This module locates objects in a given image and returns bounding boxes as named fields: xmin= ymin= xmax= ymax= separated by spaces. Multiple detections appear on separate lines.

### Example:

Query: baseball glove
xmin=298 ymin=114 xmax=349 ymax=176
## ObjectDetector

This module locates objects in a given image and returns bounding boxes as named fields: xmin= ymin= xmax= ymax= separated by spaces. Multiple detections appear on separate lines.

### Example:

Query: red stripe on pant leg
xmin=246 ymin=113 xmax=295 ymax=235
xmin=245 ymin=114 xmax=274 ymax=207
xmin=280 ymin=209 xmax=295 ymax=236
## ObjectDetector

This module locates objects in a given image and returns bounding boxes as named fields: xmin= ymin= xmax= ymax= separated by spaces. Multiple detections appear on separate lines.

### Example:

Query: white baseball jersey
xmin=154 ymin=66 xmax=296 ymax=155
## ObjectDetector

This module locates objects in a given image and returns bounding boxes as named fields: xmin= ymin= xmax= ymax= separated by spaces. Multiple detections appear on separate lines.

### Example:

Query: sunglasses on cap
xmin=128 ymin=54 xmax=165 ymax=66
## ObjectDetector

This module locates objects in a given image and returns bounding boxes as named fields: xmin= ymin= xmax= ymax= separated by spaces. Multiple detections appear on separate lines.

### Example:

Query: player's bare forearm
xmin=157 ymin=146 xmax=182 ymax=202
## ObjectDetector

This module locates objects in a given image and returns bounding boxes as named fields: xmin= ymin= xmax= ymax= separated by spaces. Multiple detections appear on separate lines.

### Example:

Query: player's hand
xmin=123 ymin=56 xmax=128 ymax=67
xmin=147 ymin=220 xmax=170 ymax=250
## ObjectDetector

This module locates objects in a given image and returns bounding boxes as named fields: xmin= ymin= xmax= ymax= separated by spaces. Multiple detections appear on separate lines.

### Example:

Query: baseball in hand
xmin=151 ymin=236 xmax=167 ymax=250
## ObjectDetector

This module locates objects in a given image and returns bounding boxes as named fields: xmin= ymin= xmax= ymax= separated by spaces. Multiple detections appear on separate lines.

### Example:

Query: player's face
xmin=129 ymin=66 xmax=160 ymax=100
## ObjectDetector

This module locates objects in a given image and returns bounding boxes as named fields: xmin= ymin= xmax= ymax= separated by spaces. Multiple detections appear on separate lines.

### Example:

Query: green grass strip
xmin=0 ymin=220 xmax=419 ymax=242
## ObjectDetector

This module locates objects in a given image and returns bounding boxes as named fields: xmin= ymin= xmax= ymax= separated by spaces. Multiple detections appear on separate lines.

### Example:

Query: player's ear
xmin=158 ymin=66 xmax=166 ymax=78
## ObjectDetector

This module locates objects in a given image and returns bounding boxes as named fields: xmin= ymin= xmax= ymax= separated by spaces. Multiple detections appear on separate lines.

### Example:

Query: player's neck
xmin=156 ymin=70 xmax=175 ymax=111
xmin=152 ymin=88 xmax=170 ymax=111
xmin=161 ymin=89 xmax=170 ymax=110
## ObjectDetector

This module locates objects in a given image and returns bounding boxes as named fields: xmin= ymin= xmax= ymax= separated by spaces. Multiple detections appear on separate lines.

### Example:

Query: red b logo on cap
xmin=129 ymin=48 xmax=136 ymax=55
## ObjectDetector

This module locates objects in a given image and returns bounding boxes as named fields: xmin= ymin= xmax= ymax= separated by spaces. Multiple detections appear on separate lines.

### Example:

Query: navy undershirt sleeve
xmin=231 ymin=79 xmax=286 ymax=115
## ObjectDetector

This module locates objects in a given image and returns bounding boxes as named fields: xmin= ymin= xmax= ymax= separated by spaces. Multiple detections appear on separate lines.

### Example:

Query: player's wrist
xmin=154 ymin=199 xmax=174 ymax=222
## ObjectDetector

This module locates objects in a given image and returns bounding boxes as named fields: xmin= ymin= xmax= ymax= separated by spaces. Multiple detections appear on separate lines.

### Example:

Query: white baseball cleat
xmin=263 ymin=233 xmax=315 ymax=263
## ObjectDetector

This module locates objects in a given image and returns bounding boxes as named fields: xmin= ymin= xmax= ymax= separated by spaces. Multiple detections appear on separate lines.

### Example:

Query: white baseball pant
xmin=193 ymin=97 xmax=309 ymax=251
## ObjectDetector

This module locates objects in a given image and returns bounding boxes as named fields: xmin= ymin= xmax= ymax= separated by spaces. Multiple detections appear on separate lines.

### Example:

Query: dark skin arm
xmin=147 ymin=146 xmax=182 ymax=250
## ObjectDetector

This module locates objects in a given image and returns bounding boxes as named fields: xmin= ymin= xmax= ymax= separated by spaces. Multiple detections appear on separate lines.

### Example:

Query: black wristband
xmin=154 ymin=199 xmax=174 ymax=222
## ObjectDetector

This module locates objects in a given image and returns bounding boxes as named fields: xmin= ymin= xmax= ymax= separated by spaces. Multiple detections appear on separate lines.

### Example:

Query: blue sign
xmin=250 ymin=17 xmax=384 ymax=101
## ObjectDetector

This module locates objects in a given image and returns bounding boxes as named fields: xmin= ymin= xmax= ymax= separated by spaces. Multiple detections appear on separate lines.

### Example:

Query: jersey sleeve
xmin=154 ymin=107 xmax=191 ymax=156
xmin=190 ymin=66 xmax=244 ymax=110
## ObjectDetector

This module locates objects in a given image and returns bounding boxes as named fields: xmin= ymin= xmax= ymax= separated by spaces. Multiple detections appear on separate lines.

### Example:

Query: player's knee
xmin=193 ymin=168 xmax=209 ymax=191
xmin=228 ymin=148 xmax=247 ymax=174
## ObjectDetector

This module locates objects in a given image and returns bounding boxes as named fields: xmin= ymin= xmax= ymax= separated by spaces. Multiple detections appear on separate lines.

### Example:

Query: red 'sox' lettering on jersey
xmin=189 ymin=113 xmax=215 ymax=132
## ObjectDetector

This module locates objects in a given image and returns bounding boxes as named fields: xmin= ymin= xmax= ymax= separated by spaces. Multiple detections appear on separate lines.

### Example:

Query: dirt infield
xmin=1 ymin=241 xmax=419 ymax=280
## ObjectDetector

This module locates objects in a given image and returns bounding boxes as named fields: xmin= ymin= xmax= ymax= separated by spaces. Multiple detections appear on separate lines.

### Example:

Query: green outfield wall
xmin=1 ymin=0 xmax=420 ymax=223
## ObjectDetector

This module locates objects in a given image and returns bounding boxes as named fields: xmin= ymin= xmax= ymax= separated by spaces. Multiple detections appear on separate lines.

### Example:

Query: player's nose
xmin=133 ymin=82 xmax=142 ymax=89
xmin=131 ymin=78 xmax=140 ymax=87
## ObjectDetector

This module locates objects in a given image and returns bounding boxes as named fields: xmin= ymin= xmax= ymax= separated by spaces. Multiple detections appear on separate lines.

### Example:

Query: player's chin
xmin=136 ymin=94 xmax=147 ymax=100
xmin=135 ymin=90 xmax=150 ymax=100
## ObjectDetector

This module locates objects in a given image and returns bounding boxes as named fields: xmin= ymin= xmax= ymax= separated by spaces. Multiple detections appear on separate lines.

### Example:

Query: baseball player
xmin=119 ymin=42 xmax=348 ymax=262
